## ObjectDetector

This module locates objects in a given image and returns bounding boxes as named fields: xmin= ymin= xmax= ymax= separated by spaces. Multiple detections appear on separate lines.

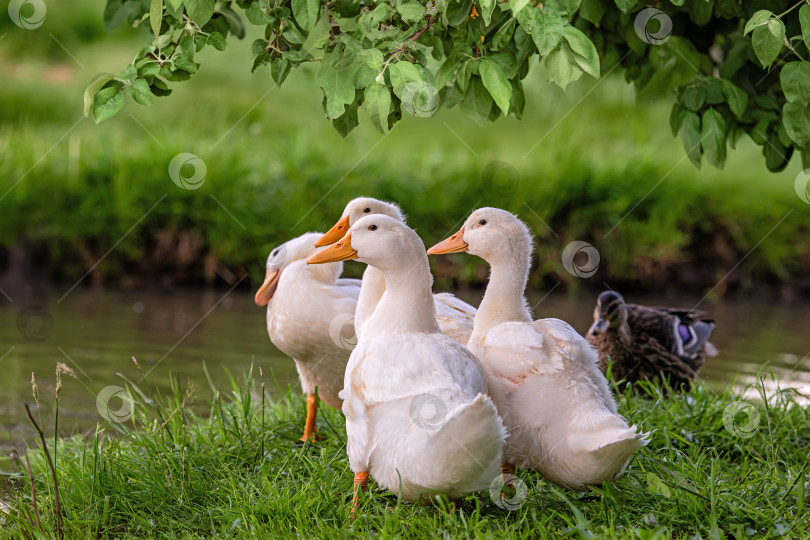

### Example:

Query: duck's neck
xmin=363 ymin=254 xmax=439 ymax=337
xmin=355 ymin=266 xmax=386 ymax=336
xmin=473 ymin=247 xmax=532 ymax=337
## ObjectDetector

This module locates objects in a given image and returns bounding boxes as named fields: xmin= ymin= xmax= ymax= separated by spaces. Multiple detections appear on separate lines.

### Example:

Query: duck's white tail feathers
xmin=413 ymin=394 xmax=505 ymax=496
xmin=587 ymin=427 xmax=649 ymax=482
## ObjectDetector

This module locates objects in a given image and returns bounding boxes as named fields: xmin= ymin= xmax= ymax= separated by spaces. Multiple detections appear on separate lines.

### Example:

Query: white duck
xmin=315 ymin=197 xmax=476 ymax=344
xmin=428 ymin=208 xmax=648 ymax=491
xmin=255 ymin=232 xmax=361 ymax=441
xmin=307 ymin=215 xmax=504 ymax=509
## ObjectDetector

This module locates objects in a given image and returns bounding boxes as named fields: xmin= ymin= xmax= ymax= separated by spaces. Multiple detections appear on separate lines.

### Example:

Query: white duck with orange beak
xmin=308 ymin=216 xmax=504 ymax=510
xmin=255 ymin=232 xmax=361 ymax=441
xmin=429 ymin=208 xmax=648 ymax=491
xmin=315 ymin=197 xmax=476 ymax=344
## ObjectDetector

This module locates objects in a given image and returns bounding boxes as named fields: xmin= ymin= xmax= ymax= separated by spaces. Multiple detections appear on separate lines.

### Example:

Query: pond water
xmin=0 ymin=287 xmax=808 ymax=457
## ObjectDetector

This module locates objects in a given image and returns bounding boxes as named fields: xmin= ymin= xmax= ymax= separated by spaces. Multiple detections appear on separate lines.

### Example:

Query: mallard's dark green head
xmin=589 ymin=291 xmax=627 ymax=336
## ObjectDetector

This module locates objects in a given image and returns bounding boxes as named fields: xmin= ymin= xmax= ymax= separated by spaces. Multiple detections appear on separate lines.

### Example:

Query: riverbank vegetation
xmin=2 ymin=1 xmax=809 ymax=296
xmin=1 ymin=366 xmax=808 ymax=538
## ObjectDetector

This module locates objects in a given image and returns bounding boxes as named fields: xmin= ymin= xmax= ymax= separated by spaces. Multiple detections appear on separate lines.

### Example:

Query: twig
xmin=24 ymin=453 xmax=42 ymax=533
xmin=410 ymin=14 xmax=438 ymax=43
xmin=25 ymin=404 xmax=63 ymax=539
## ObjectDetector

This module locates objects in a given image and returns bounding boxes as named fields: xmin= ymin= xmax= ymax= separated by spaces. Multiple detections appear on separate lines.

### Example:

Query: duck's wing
xmin=628 ymin=304 xmax=716 ymax=362
xmin=433 ymin=293 xmax=476 ymax=345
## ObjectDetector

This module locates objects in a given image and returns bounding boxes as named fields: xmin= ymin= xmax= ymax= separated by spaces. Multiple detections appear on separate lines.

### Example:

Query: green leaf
xmin=480 ymin=0 xmax=495 ymax=24
xmin=208 ymin=31 xmax=226 ymax=51
xmin=363 ymin=82 xmax=392 ymax=133
xmin=271 ymin=58 xmax=291 ymax=84
xmin=614 ymin=0 xmax=636 ymax=13
xmin=83 ymin=73 xmax=117 ymax=117
xmin=743 ymin=10 xmax=772 ymax=36
xmin=783 ymin=102 xmax=810 ymax=147
xmin=150 ymin=0 xmax=163 ymax=38
xmin=545 ymin=41 xmax=582 ymax=90
xmin=682 ymin=86 xmax=706 ymax=112
xmin=397 ymin=0 xmax=425 ymax=23
xmin=292 ymin=0 xmax=319 ymax=32
xmin=461 ymin=77 xmax=493 ymax=126
xmin=184 ymin=0 xmax=215 ymax=26
xmin=92 ymin=85 xmax=125 ymax=123
xmin=318 ymin=50 xmax=359 ymax=119
xmin=678 ymin=109 xmax=702 ymax=168
xmin=646 ymin=473 xmax=672 ymax=498
xmin=479 ymin=59 xmax=512 ymax=114
xmin=446 ymin=0 xmax=474 ymax=25
xmin=126 ymin=78 xmax=154 ymax=105
xmin=360 ymin=49 xmax=385 ymax=72
xmin=389 ymin=61 xmax=423 ymax=98
xmin=800 ymin=5 xmax=810 ymax=51
xmin=579 ymin=0 xmax=605 ymax=24
xmin=509 ymin=0 xmax=530 ymax=15
xmin=563 ymin=26 xmax=599 ymax=78
xmin=166 ymin=0 xmax=183 ymax=11
xmin=527 ymin=8 xmax=565 ymax=56
xmin=332 ymin=99 xmax=359 ymax=137
xmin=751 ymin=19 xmax=784 ymax=67
xmin=701 ymin=108 xmax=727 ymax=168
xmin=119 ymin=64 xmax=137 ymax=80
xmin=492 ymin=19 xmax=515 ymax=50
xmin=781 ymin=62 xmax=810 ymax=106
xmin=721 ymin=79 xmax=747 ymax=118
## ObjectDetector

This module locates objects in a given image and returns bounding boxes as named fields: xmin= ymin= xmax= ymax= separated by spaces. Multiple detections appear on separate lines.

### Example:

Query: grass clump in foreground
xmin=1 ymin=367 xmax=808 ymax=539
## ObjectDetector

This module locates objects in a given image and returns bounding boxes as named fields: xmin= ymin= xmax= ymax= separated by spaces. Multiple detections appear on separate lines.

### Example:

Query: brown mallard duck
xmin=586 ymin=291 xmax=718 ymax=390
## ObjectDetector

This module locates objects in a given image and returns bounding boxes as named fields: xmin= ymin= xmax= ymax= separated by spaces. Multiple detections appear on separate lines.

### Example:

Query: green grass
xmin=1 ymin=1 xmax=809 ymax=293
xmin=2 ymin=367 xmax=808 ymax=538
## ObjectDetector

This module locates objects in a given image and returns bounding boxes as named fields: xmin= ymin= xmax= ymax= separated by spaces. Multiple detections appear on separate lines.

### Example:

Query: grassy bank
xmin=2 ymin=1 xmax=809 ymax=295
xmin=1 ymin=367 xmax=808 ymax=538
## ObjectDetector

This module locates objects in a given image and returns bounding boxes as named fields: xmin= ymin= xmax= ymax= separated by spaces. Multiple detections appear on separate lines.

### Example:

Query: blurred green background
xmin=1 ymin=0 xmax=808 ymax=297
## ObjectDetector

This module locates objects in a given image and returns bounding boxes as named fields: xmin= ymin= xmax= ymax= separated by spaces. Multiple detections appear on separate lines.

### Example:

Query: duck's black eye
xmin=368 ymin=224 xmax=377 ymax=231
xmin=479 ymin=219 xmax=487 ymax=226
xmin=271 ymin=250 xmax=277 ymax=256
xmin=363 ymin=207 xmax=371 ymax=213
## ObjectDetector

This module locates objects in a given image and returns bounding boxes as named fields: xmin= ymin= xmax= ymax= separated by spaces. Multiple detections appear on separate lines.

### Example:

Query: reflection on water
xmin=0 ymin=288 xmax=808 ymax=453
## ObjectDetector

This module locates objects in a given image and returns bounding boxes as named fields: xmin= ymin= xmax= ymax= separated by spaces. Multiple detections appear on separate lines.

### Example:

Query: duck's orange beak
xmin=315 ymin=216 xmax=350 ymax=247
xmin=254 ymin=269 xmax=281 ymax=306
xmin=427 ymin=227 xmax=468 ymax=255
xmin=308 ymin=232 xmax=358 ymax=264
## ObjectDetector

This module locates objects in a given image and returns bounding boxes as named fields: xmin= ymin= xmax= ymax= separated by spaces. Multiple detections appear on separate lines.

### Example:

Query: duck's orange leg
xmin=501 ymin=462 xmax=516 ymax=489
xmin=350 ymin=472 xmax=369 ymax=518
xmin=299 ymin=393 xmax=322 ymax=442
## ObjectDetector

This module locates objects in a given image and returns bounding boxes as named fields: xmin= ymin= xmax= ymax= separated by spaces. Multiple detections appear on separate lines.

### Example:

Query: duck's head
xmin=308 ymin=215 xmax=423 ymax=272
xmin=589 ymin=290 xmax=627 ymax=336
xmin=315 ymin=197 xmax=406 ymax=247
xmin=255 ymin=232 xmax=332 ymax=306
xmin=427 ymin=207 xmax=533 ymax=264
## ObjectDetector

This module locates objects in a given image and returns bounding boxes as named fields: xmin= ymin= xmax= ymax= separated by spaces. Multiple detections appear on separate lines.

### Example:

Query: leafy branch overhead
xmin=87 ymin=0 xmax=810 ymax=172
